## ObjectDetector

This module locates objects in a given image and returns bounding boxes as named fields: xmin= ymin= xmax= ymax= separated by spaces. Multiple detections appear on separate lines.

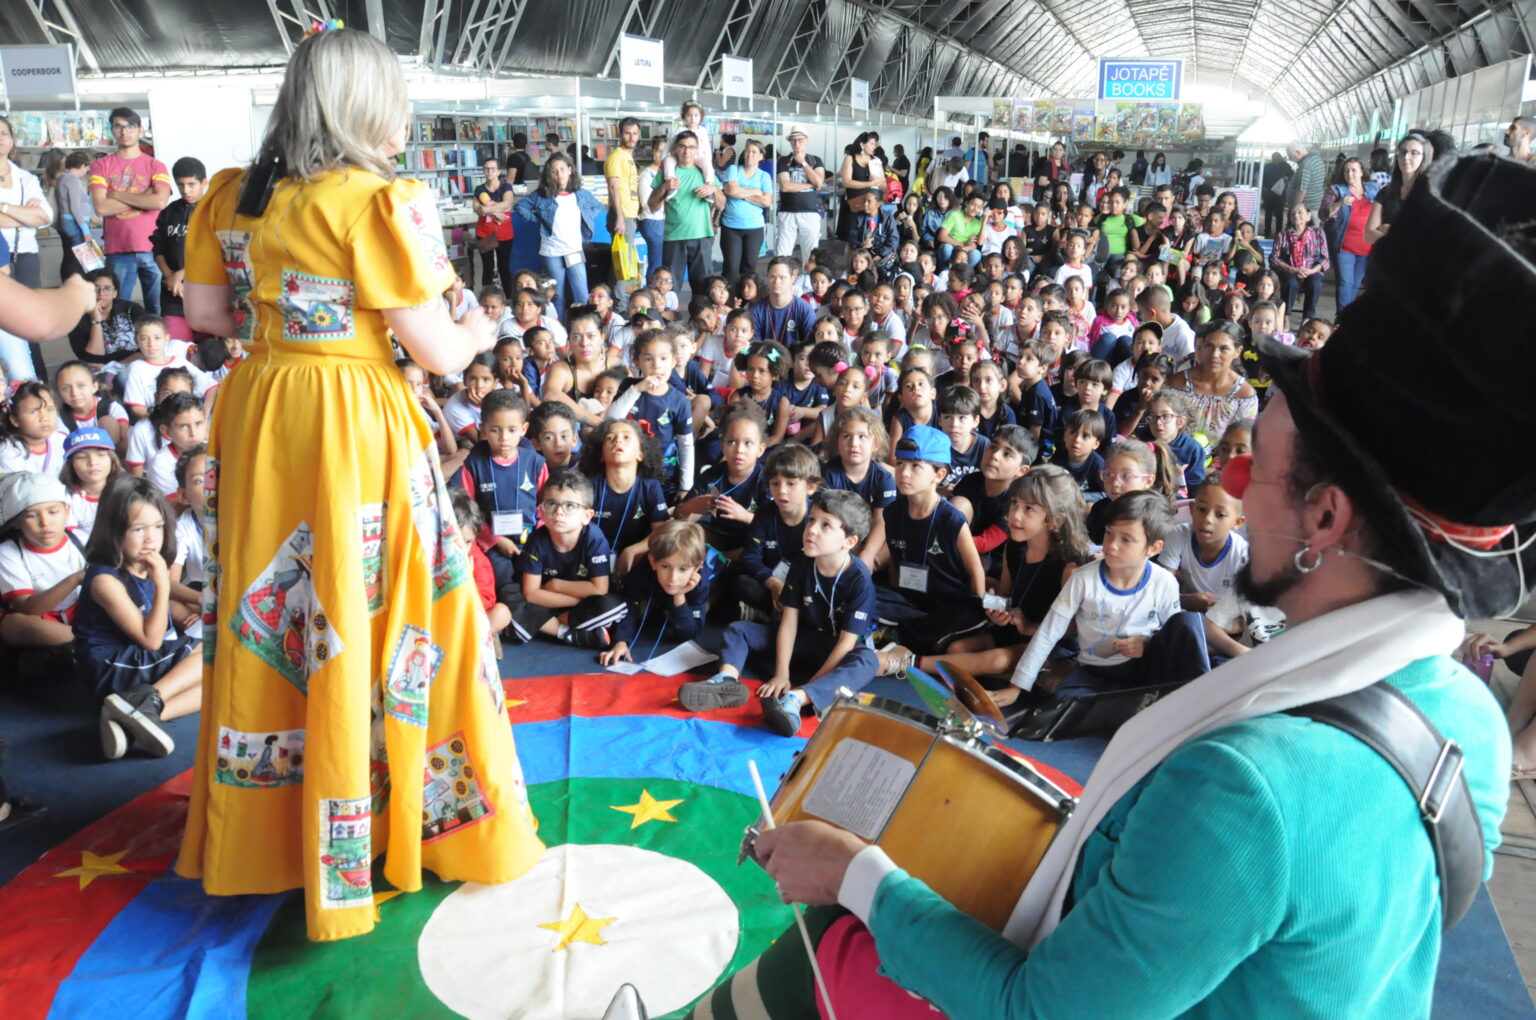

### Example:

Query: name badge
xmin=898 ymin=564 xmax=929 ymax=593
xmin=982 ymin=593 xmax=1009 ymax=611
xmin=492 ymin=511 xmax=524 ymax=536
xmin=771 ymin=560 xmax=791 ymax=583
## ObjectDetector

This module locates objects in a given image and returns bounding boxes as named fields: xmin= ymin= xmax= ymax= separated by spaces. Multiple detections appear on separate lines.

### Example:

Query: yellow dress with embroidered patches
xmin=173 ymin=167 xmax=543 ymax=941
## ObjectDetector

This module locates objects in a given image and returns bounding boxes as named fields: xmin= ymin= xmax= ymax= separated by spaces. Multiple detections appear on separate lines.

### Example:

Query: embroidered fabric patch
xmin=278 ymin=270 xmax=356 ymax=341
xmin=422 ymin=733 xmax=494 ymax=844
xmin=408 ymin=450 xmax=471 ymax=601
xmin=214 ymin=726 xmax=305 ymax=788
xmin=359 ymin=502 xmax=386 ymax=614
xmin=215 ymin=230 xmax=254 ymax=302
xmin=384 ymin=624 xmax=442 ymax=728
xmin=229 ymin=521 xmax=344 ymax=693
xmin=402 ymin=191 xmax=452 ymax=279
xmin=318 ymin=797 xmax=373 ymax=909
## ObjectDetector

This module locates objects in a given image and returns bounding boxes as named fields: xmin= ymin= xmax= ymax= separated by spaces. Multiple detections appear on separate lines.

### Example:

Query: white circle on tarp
xmin=418 ymin=843 xmax=738 ymax=1019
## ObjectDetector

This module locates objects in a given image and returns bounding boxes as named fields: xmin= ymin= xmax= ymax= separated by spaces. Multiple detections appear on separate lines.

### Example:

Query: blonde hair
xmin=258 ymin=29 xmax=405 ymax=182
xmin=650 ymin=520 xmax=706 ymax=566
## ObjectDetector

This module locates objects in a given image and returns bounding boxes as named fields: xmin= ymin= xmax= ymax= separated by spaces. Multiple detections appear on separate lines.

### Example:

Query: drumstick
xmin=748 ymin=760 xmax=840 ymax=1020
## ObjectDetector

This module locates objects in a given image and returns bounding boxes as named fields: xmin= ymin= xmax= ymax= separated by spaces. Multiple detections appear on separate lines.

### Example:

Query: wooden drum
xmin=747 ymin=692 xmax=1076 ymax=931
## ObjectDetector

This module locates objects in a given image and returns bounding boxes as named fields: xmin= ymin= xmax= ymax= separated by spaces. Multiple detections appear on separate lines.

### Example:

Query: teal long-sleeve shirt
xmin=865 ymin=655 xmax=1511 ymax=1018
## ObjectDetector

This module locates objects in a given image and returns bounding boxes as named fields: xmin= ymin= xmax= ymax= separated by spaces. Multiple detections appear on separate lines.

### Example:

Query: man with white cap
xmin=775 ymin=126 xmax=825 ymax=260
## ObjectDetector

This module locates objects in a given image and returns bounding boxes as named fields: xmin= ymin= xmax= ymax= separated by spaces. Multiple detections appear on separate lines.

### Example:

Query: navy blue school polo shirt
xmin=785 ymin=554 xmax=878 ymax=651
xmin=610 ymin=556 xmax=712 ymax=652
xmin=741 ymin=503 xmax=811 ymax=584
xmin=881 ymin=497 xmax=973 ymax=603
xmin=821 ymin=461 xmax=897 ymax=512
xmin=588 ymin=474 xmax=669 ymax=553
xmin=521 ymin=523 xmax=613 ymax=583
xmin=457 ymin=443 xmax=548 ymax=541
xmin=690 ymin=460 xmax=766 ymax=551
xmin=946 ymin=431 xmax=991 ymax=486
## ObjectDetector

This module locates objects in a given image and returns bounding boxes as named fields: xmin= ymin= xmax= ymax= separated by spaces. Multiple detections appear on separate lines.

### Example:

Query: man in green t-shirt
xmin=603 ymin=117 xmax=642 ymax=298
xmin=649 ymin=130 xmax=723 ymax=290
xmin=937 ymin=193 xmax=985 ymax=267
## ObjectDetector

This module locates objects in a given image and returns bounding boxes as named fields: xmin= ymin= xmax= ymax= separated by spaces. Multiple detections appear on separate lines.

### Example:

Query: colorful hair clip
xmin=305 ymin=18 xmax=344 ymax=37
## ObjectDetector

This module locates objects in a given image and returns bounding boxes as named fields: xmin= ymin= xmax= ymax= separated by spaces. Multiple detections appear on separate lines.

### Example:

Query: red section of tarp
xmin=0 ymin=771 xmax=191 ymax=1020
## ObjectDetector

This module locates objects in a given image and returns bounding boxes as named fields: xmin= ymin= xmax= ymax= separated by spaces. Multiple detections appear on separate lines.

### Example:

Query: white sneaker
xmin=99 ymin=710 xmax=128 ymax=761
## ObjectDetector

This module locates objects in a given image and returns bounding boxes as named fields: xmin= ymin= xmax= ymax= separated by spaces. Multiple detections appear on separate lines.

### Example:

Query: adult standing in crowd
xmin=1283 ymin=140 xmax=1326 ymax=224
xmin=177 ymin=27 xmax=543 ymax=942
xmin=89 ymin=107 xmax=172 ymax=313
xmin=720 ymin=140 xmax=773 ymax=284
xmin=1273 ymin=202 xmax=1330 ymax=325
xmin=603 ymin=117 xmax=642 ymax=300
xmin=1144 ymin=151 xmax=1171 ymax=187
xmin=505 ymin=132 xmax=537 ymax=186
xmin=751 ymin=255 xmax=817 ymax=348
xmin=516 ymin=152 xmax=603 ymax=317
xmin=964 ymin=132 xmax=991 ymax=187
xmin=1079 ymin=151 xmax=1110 ymax=205
xmin=1260 ymin=151 xmax=1292 ymax=237
xmin=891 ymin=144 xmax=912 ymax=194
xmin=51 ymin=151 xmax=96 ymax=280
xmin=837 ymin=132 xmax=883 ymax=242
xmin=636 ymin=135 xmax=669 ymax=283
xmin=1365 ymin=131 xmax=1449 ymax=244
xmin=151 ymin=157 xmax=208 ymax=342
xmin=1504 ymin=118 xmax=1536 ymax=164
xmin=651 ymin=130 xmax=722 ymax=289
xmin=0 ymin=115 xmax=57 ymax=378
xmin=473 ymin=155 xmax=515 ymax=295
xmin=1321 ymin=157 xmax=1378 ymax=310
xmin=775 ymin=126 xmax=826 ymax=261
xmin=1129 ymin=149 xmax=1149 ymax=185
xmin=1038 ymin=141 xmax=1071 ymax=182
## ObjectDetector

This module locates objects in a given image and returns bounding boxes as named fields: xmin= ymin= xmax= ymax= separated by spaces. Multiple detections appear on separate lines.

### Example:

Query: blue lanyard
xmin=814 ymin=559 xmax=847 ymax=628
xmin=904 ymin=503 xmax=940 ymax=567
xmin=628 ymin=589 xmax=670 ymax=663
xmin=599 ymin=479 xmax=637 ymax=542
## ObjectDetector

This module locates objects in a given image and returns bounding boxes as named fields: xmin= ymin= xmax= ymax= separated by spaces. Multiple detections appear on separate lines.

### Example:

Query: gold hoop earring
xmin=1295 ymin=546 xmax=1324 ymax=574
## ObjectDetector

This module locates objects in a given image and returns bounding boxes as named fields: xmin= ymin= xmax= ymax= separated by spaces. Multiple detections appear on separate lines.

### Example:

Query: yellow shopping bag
xmin=611 ymin=235 xmax=639 ymax=284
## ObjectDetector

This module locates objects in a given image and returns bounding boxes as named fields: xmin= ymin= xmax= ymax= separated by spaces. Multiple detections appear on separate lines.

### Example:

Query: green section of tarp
xmin=245 ymin=777 xmax=789 ymax=1019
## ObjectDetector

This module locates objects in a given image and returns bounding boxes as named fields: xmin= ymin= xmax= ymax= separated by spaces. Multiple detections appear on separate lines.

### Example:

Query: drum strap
xmin=1286 ymin=680 xmax=1483 ymax=932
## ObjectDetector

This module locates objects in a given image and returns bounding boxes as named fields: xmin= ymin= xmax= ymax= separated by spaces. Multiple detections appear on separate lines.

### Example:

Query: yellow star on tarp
xmin=505 ymin=698 xmax=528 ymax=709
xmin=609 ymin=789 xmax=684 ymax=829
xmin=538 ymin=903 xmax=616 ymax=951
xmin=373 ymin=889 xmax=403 ymax=922
xmin=55 ymin=849 xmax=133 ymax=891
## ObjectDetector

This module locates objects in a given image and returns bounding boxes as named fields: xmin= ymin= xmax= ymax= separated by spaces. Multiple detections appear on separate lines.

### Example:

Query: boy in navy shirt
xmin=1010 ymin=338 xmax=1058 ymax=459
xmin=679 ymin=489 xmax=880 ymax=736
xmin=937 ymin=384 xmax=989 ymax=492
xmin=735 ymin=443 xmax=820 ymax=617
xmin=953 ymin=424 xmax=1037 ymax=559
xmin=600 ymin=520 xmax=712 ymax=667
xmin=876 ymin=424 xmax=989 ymax=657
xmin=510 ymin=470 xmax=627 ymax=649
xmin=455 ymin=389 xmax=547 ymax=606
xmin=1052 ymin=407 xmax=1107 ymax=499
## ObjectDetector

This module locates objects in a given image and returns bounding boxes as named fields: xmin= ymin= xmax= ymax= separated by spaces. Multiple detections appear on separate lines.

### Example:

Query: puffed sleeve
xmin=350 ymin=179 xmax=456 ymax=310
xmin=184 ymin=168 xmax=244 ymax=287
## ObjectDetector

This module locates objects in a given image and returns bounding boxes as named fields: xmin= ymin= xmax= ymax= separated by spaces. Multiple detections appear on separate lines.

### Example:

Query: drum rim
xmin=939 ymin=732 xmax=1077 ymax=815
xmin=833 ymin=690 xmax=941 ymax=731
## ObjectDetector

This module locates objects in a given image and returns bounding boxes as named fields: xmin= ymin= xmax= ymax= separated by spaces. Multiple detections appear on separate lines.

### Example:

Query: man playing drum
xmin=697 ymin=152 xmax=1529 ymax=1017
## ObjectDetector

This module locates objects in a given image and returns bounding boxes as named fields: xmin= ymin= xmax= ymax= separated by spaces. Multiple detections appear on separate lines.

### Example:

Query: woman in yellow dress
xmin=174 ymin=28 xmax=543 ymax=941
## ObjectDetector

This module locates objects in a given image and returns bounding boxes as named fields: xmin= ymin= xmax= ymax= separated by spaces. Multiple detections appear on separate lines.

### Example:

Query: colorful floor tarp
xmin=0 ymin=672 xmax=1078 ymax=1019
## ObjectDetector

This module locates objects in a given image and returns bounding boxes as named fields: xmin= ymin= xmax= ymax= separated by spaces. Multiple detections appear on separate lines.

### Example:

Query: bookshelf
xmin=403 ymin=111 xmax=579 ymax=200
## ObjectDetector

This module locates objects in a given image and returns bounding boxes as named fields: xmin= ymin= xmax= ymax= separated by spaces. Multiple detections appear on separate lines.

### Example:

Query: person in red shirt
xmin=87 ymin=108 xmax=172 ymax=314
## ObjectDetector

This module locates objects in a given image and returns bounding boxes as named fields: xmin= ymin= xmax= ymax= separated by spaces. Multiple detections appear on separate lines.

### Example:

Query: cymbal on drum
xmin=934 ymin=660 xmax=1006 ymax=726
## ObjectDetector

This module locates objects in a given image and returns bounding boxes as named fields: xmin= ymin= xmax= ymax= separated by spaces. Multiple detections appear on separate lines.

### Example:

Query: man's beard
xmin=1235 ymin=559 xmax=1301 ymax=610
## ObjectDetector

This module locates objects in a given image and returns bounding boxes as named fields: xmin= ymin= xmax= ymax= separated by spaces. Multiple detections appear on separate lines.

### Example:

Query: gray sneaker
xmin=678 ymin=673 xmax=750 ymax=711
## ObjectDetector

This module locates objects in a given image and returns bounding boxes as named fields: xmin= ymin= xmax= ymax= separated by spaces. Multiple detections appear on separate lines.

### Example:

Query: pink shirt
xmin=87 ymin=153 xmax=170 ymax=254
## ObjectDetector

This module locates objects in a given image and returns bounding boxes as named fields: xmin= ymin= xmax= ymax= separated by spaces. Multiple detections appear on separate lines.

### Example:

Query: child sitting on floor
xmin=0 ymin=471 xmax=85 ymax=654
xmin=509 ymin=470 xmax=627 ymax=649
xmin=679 ymin=489 xmax=879 ymax=736
xmin=451 ymin=488 xmax=512 ymax=637
xmin=995 ymin=490 xmax=1209 ymax=704
xmin=600 ymin=520 xmax=712 ymax=668
xmin=735 ymin=443 xmax=819 ymax=618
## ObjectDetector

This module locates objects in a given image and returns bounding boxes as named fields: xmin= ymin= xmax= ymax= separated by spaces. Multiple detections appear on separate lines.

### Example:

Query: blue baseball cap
xmin=894 ymin=424 xmax=951 ymax=466
xmin=64 ymin=426 xmax=114 ymax=457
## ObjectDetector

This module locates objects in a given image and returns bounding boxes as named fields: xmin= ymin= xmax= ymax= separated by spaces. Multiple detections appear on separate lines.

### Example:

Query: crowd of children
xmin=0 ymin=136 xmax=1322 ymax=752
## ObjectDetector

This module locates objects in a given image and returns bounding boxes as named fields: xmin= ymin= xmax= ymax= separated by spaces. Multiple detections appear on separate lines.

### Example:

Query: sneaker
xmin=99 ymin=708 xmax=128 ymax=761
xmin=678 ymin=673 xmax=750 ymax=711
xmin=877 ymin=643 xmax=915 ymax=677
xmin=737 ymin=601 xmax=771 ymax=625
xmin=760 ymin=692 xmax=804 ymax=737
xmin=103 ymin=687 xmax=174 ymax=758
xmin=564 ymin=626 xmax=610 ymax=651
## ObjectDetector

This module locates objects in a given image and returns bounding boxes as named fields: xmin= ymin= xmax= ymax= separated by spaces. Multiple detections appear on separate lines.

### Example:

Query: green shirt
xmin=1097 ymin=213 xmax=1145 ymax=256
xmin=866 ymin=654 xmax=1510 ymax=1017
xmin=940 ymin=209 xmax=982 ymax=246
xmin=664 ymin=164 xmax=714 ymax=242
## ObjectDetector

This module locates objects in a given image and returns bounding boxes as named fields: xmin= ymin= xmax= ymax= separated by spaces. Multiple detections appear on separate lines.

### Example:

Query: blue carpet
xmin=1 ymin=632 xmax=1529 ymax=1016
